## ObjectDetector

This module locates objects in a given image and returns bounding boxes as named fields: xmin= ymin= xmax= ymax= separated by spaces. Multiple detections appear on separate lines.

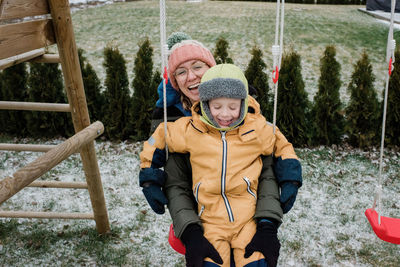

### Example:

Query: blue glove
xmin=280 ymin=182 xmax=299 ymax=214
xmin=142 ymin=183 xmax=168 ymax=214
xmin=139 ymin=168 xmax=168 ymax=214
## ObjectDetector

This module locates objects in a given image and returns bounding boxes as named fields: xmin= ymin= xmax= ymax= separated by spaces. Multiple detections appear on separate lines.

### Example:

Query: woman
xmin=139 ymin=38 xmax=302 ymax=266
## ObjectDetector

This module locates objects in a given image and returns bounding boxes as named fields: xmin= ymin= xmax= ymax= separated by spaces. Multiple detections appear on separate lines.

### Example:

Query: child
xmin=140 ymin=64 xmax=300 ymax=267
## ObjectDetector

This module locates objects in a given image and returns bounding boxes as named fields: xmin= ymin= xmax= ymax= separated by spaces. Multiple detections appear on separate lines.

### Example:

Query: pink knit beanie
xmin=168 ymin=40 xmax=216 ymax=90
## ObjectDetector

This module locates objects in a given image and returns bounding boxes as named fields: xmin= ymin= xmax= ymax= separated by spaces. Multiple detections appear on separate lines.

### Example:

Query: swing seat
xmin=168 ymin=224 xmax=186 ymax=254
xmin=365 ymin=208 xmax=400 ymax=244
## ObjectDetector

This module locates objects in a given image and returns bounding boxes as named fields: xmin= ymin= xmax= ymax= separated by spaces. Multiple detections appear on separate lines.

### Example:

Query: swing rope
xmin=168 ymin=0 xmax=287 ymax=255
xmin=160 ymin=1 xmax=186 ymax=253
xmin=365 ymin=0 xmax=400 ymax=245
xmin=373 ymin=0 xmax=396 ymax=224
xmin=271 ymin=0 xmax=285 ymax=134
xmin=159 ymin=0 xmax=169 ymax=160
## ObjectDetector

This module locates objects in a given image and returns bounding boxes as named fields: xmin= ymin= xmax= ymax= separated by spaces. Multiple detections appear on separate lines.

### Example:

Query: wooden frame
xmin=0 ymin=101 xmax=71 ymax=112
xmin=0 ymin=0 xmax=110 ymax=234
xmin=0 ymin=121 xmax=103 ymax=203
xmin=0 ymin=19 xmax=56 ymax=60
xmin=0 ymin=0 xmax=50 ymax=21
xmin=0 ymin=143 xmax=57 ymax=152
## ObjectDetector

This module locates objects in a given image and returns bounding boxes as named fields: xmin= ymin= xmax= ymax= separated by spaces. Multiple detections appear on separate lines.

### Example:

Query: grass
xmin=70 ymin=1 xmax=400 ymax=103
xmin=1 ymin=140 xmax=399 ymax=266
xmin=1 ymin=1 xmax=400 ymax=266
xmin=0 ymin=220 xmax=131 ymax=266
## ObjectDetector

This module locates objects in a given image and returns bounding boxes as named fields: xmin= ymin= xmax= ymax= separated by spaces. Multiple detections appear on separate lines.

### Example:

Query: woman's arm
xmin=164 ymin=153 xmax=202 ymax=239
xmin=255 ymin=155 xmax=283 ymax=225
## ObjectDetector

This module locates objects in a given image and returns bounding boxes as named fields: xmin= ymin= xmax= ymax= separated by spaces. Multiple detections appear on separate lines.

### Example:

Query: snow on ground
xmin=1 ymin=2 xmax=400 ymax=265
xmin=1 ymin=140 xmax=399 ymax=266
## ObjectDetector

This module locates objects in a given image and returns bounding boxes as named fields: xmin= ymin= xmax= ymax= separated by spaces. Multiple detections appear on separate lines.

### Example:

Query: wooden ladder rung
xmin=0 ymin=143 xmax=57 ymax=152
xmin=30 ymin=54 xmax=60 ymax=64
xmin=28 ymin=181 xmax=88 ymax=189
xmin=0 ymin=211 xmax=94 ymax=220
xmin=0 ymin=48 xmax=45 ymax=70
xmin=0 ymin=101 xmax=71 ymax=112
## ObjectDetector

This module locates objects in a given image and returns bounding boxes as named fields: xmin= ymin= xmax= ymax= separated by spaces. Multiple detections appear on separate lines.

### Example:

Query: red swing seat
xmin=168 ymin=224 xmax=186 ymax=254
xmin=365 ymin=208 xmax=400 ymax=244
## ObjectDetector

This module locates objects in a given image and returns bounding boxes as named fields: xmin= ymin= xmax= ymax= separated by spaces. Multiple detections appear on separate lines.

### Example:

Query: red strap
xmin=168 ymin=224 xmax=186 ymax=254
xmin=272 ymin=66 xmax=279 ymax=84
xmin=163 ymin=66 xmax=168 ymax=80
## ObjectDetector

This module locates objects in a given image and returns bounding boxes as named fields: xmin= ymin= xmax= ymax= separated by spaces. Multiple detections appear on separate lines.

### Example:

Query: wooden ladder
xmin=0 ymin=0 xmax=110 ymax=234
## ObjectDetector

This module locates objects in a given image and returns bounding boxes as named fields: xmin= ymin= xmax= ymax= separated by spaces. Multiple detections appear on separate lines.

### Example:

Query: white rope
xmin=374 ymin=0 xmax=396 ymax=225
xmin=159 ymin=0 xmax=169 ymax=159
xmin=272 ymin=0 xmax=285 ymax=135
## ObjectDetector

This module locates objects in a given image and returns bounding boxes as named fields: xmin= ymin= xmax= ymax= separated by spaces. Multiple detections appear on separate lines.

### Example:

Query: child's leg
xmin=231 ymin=220 xmax=266 ymax=267
xmin=203 ymin=229 xmax=231 ymax=267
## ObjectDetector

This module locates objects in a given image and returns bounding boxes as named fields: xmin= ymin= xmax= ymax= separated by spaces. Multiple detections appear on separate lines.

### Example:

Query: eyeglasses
xmin=174 ymin=62 xmax=207 ymax=81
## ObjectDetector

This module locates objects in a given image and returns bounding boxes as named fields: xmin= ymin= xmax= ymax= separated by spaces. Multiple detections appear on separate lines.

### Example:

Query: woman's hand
xmin=181 ymin=224 xmax=223 ymax=267
xmin=244 ymin=219 xmax=280 ymax=267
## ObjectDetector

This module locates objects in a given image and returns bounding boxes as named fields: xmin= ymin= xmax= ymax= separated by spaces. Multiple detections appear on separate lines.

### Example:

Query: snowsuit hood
xmin=198 ymin=64 xmax=249 ymax=131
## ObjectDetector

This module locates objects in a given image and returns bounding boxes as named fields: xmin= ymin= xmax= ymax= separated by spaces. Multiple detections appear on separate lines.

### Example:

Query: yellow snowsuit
xmin=140 ymin=97 xmax=297 ymax=266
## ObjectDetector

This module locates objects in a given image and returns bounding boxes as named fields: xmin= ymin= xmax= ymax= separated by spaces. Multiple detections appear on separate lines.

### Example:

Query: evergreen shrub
xmin=78 ymin=48 xmax=105 ymax=123
xmin=213 ymin=37 xmax=234 ymax=64
xmin=131 ymin=38 xmax=161 ymax=141
xmin=245 ymin=46 xmax=272 ymax=119
xmin=26 ymin=63 xmax=69 ymax=138
xmin=345 ymin=51 xmax=380 ymax=148
xmin=102 ymin=45 xmax=132 ymax=140
xmin=384 ymin=48 xmax=400 ymax=146
xmin=0 ymin=70 xmax=3 ymax=135
xmin=312 ymin=45 xmax=345 ymax=146
xmin=276 ymin=50 xmax=311 ymax=147
xmin=0 ymin=64 xmax=28 ymax=136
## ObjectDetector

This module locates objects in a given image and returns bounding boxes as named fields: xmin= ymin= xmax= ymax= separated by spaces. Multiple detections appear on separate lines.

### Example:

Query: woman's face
xmin=174 ymin=60 xmax=210 ymax=103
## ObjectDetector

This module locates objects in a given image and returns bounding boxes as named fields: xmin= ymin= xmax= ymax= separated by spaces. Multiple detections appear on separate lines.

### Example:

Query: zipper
xmin=194 ymin=182 xmax=201 ymax=202
xmin=198 ymin=205 xmax=205 ymax=217
xmin=194 ymin=182 xmax=205 ymax=217
xmin=221 ymin=131 xmax=234 ymax=222
xmin=243 ymin=177 xmax=257 ymax=199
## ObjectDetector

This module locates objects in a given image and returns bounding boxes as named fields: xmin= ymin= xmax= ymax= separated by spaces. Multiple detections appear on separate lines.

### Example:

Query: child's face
xmin=209 ymin=97 xmax=241 ymax=127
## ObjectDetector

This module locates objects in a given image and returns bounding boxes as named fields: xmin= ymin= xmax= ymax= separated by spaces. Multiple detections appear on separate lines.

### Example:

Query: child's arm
xmin=139 ymin=120 xmax=188 ymax=214
xmin=272 ymin=128 xmax=302 ymax=214
xmin=140 ymin=120 xmax=188 ymax=169
xmin=140 ymin=123 xmax=168 ymax=169
xmin=272 ymin=128 xmax=302 ymax=186
xmin=259 ymin=123 xmax=302 ymax=214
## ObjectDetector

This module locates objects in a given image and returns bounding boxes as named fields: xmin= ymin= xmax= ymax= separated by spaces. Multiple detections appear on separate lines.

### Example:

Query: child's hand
xmin=139 ymin=168 xmax=168 ymax=214
xmin=280 ymin=181 xmax=299 ymax=213
xmin=142 ymin=183 xmax=168 ymax=214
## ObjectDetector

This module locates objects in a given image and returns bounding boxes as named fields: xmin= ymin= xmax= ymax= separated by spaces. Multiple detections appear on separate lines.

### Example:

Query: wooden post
xmin=48 ymin=0 xmax=110 ymax=234
xmin=0 ymin=121 xmax=104 ymax=204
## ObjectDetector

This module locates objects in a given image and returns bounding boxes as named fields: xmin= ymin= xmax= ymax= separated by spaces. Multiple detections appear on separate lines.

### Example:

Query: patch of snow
xmin=1 ymin=141 xmax=399 ymax=265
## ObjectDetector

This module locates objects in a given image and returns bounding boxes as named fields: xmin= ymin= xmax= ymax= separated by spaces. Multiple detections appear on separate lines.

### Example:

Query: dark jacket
xmin=150 ymin=79 xmax=191 ymax=134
